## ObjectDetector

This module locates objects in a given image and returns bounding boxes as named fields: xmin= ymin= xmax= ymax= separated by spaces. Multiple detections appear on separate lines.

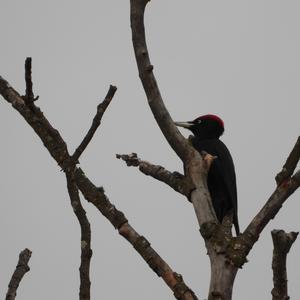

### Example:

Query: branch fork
xmin=1 ymin=1 xmax=300 ymax=298
xmin=0 ymin=57 xmax=198 ymax=300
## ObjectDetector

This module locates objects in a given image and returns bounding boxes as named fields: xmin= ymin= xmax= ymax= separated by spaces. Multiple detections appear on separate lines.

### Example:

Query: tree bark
xmin=129 ymin=2 xmax=236 ymax=299
xmin=0 ymin=73 xmax=198 ymax=300
xmin=208 ymin=253 xmax=237 ymax=300
xmin=271 ymin=230 xmax=298 ymax=300
xmin=6 ymin=249 xmax=32 ymax=300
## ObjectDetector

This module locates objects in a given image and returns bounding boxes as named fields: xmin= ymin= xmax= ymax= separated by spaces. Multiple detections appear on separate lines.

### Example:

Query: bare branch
xmin=130 ymin=0 xmax=217 ymax=234
xmin=227 ymin=171 xmax=300 ymax=268
xmin=0 ymin=74 xmax=198 ymax=300
xmin=225 ymin=139 xmax=300 ymax=268
xmin=116 ymin=152 xmax=194 ymax=197
xmin=72 ymin=85 xmax=117 ymax=163
xmin=246 ymin=171 xmax=300 ymax=239
xmin=23 ymin=57 xmax=39 ymax=104
xmin=6 ymin=249 xmax=32 ymax=300
xmin=75 ymin=168 xmax=199 ymax=300
xmin=130 ymin=0 xmax=192 ymax=162
xmin=271 ymin=229 xmax=298 ymax=300
xmin=0 ymin=76 xmax=70 ymax=168
xmin=276 ymin=137 xmax=300 ymax=186
xmin=66 ymin=171 xmax=92 ymax=300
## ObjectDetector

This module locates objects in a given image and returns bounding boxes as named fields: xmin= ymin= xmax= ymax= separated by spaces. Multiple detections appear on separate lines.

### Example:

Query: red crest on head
xmin=195 ymin=114 xmax=224 ymax=129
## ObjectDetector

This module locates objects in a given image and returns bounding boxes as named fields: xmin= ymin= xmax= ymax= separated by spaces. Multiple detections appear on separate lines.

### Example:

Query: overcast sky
xmin=1 ymin=1 xmax=300 ymax=299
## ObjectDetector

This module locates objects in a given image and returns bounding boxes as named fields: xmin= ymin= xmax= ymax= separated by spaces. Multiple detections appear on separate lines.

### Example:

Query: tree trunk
xmin=207 ymin=248 xmax=238 ymax=300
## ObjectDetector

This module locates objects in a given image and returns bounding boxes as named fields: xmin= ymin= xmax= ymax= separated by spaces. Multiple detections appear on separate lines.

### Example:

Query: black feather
xmin=175 ymin=115 xmax=240 ymax=235
xmin=191 ymin=137 xmax=240 ymax=235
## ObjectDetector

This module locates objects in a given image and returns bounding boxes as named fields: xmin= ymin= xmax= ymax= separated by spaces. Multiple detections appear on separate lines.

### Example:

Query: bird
xmin=175 ymin=114 xmax=240 ymax=235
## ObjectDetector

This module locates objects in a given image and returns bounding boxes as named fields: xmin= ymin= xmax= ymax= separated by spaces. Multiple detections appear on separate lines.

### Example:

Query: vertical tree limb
xmin=66 ymin=171 xmax=92 ymax=300
xmin=6 ymin=248 xmax=32 ymax=300
xmin=271 ymin=230 xmax=298 ymax=300
xmin=23 ymin=57 xmax=39 ymax=105
xmin=245 ymin=171 xmax=300 ymax=240
xmin=130 ymin=0 xmax=191 ymax=162
xmin=129 ymin=2 xmax=235 ymax=299
xmin=130 ymin=0 xmax=217 ymax=233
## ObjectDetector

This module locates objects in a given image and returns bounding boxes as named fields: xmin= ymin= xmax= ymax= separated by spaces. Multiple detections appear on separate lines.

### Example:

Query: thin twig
xmin=116 ymin=152 xmax=194 ymax=197
xmin=276 ymin=136 xmax=300 ymax=186
xmin=0 ymin=76 xmax=70 ymax=167
xmin=6 ymin=248 xmax=32 ymax=300
xmin=72 ymin=85 xmax=117 ymax=163
xmin=66 ymin=171 xmax=92 ymax=300
xmin=24 ymin=57 xmax=39 ymax=104
xmin=271 ymin=229 xmax=298 ymax=300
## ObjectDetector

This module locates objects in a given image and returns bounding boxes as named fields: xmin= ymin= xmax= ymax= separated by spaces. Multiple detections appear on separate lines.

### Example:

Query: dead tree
xmin=1 ymin=1 xmax=300 ymax=300
xmin=1 ymin=61 xmax=197 ymax=300
xmin=127 ymin=1 xmax=300 ymax=299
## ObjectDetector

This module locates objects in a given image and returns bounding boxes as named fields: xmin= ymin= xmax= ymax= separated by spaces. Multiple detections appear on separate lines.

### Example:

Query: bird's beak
xmin=174 ymin=121 xmax=193 ymax=129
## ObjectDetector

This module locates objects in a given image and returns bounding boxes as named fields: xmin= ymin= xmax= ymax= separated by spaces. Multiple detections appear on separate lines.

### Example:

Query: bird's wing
xmin=191 ymin=138 xmax=239 ymax=234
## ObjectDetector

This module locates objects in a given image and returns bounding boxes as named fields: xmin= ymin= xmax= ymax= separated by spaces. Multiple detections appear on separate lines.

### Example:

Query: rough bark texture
xmin=129 ymin=2 xmax=300 ymax=299
xmin=203 ymin=225 xmax=238 ymax=300
xmin=0 ymin=72 xmax=198 ymax=300
xmin=129 ymin=2 xmax=236 ymax=299
xmin=1 ymin=3 xmax=300 ymax=298
xmin=208 ymin=254 xmax=237 ymax=300
xmin=271 ymin=230 xmax=298 ymax=300
xmin=116 ymin=152 xmax=194 ymax=197
xmin=226 ymin=168 xmax=300 ymax=270
xmin=66 ymin=172 xmax=92 ymax=300
xmin=275 ymin=137 xmax=300 ymax=186
xmin=75 ymin=168 xmax=198 ymax=300
xmin=129 ymin=0 xmax=217 ymax=233
xmin=6 ymin=249 xmax=32 ymax=300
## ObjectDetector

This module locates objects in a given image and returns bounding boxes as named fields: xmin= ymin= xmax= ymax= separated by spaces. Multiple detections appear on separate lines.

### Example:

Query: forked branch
xmin=228 ymin=139 xmax=300 ymax=267
xmin=0 ymin=61 xmax=198 ymax=300
xmin=130 ymin=3 xmax=300 ymax=299
xmin=76 ymin=168 xmax=198 ymax=300
xmin=245 ymin=171 xmax=300 ymax=239
xmin=245 ymin=138 xmax=300 ymax=238
xmin=130 ymin=0 xmax=217 ymax=233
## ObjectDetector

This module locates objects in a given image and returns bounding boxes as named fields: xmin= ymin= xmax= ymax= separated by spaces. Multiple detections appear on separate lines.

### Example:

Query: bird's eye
xmin=196 ymin=119 xmax=202 ymax=124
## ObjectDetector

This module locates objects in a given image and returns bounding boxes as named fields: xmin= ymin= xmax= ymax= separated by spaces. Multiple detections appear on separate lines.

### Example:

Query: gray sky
xmin=1 ymin=1 xmax=299 ymax=299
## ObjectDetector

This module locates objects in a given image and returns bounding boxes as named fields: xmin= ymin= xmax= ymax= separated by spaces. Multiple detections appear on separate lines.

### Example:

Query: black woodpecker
xmin=175 ymin=114 xmax=240 ymax=235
